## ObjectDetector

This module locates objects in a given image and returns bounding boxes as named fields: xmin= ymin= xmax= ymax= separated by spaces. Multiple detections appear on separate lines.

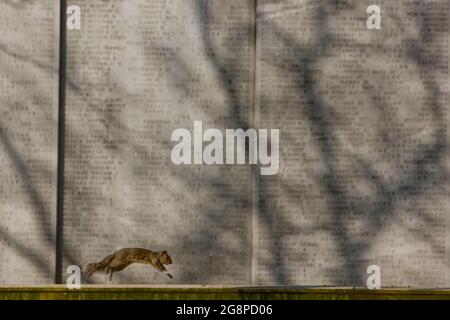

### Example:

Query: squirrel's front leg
xmin=105 ymin=267 xmax=113 ymax=281
xmin=155 ymin=262 xmax=173 ymax=279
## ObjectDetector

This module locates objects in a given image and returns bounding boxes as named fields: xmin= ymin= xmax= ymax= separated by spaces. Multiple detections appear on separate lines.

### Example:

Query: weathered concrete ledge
xmin=0 ymin=285 xmax=450 ymax=300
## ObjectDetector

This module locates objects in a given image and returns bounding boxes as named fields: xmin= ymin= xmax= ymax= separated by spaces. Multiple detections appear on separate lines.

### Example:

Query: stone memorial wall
xmin=0 ymin=0 xmax=448 ymax=287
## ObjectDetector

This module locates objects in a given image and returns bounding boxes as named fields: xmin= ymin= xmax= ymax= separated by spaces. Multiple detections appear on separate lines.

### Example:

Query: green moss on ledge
xmin=0 ymin=286 xmax=450 ymax=300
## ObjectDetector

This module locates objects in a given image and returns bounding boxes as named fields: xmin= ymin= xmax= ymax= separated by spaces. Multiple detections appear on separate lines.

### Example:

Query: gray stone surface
xmin=63 ymin=0 xmax=255 ymax=284
xmin=0 ymin=1 xmax=59 ymax=284
xmin=0 ymin=0 xmax=448 ymax=287
xmin=255 ymin=0 xmax=449 ymax=286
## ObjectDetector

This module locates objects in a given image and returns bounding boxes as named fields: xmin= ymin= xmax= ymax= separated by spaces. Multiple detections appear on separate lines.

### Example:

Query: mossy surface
xmin=1 ymin=286 xmax=450 ymax=300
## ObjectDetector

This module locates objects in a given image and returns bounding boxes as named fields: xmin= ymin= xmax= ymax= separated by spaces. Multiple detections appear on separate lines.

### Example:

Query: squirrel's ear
xmin=162 ymin=250 xmax=167 ymax=254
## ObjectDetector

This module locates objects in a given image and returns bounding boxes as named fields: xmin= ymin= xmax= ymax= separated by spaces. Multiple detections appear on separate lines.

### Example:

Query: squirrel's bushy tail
xmin=84 ymin=254 xmax=114 ymax=278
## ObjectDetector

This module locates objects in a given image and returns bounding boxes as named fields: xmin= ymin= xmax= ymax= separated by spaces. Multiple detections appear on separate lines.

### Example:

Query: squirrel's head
xmin=159 ymin=250 xmax=173 ymax=265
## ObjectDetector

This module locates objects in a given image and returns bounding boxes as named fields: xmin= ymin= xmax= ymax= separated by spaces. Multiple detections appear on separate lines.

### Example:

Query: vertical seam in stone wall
xmin=55 ymin=0 xmax=67 ymax=284
xmin=250 ymin=0 xmax=259 ymax=286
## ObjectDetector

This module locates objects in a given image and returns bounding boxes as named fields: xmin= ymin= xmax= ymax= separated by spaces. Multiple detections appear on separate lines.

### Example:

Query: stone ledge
xmin=0 ymin=286 xmax=449 ymax=300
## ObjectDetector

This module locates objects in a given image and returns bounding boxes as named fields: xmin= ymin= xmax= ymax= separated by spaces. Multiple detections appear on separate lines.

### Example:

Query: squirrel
xmin=85 ymin=248 xmax=173 ymax=281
